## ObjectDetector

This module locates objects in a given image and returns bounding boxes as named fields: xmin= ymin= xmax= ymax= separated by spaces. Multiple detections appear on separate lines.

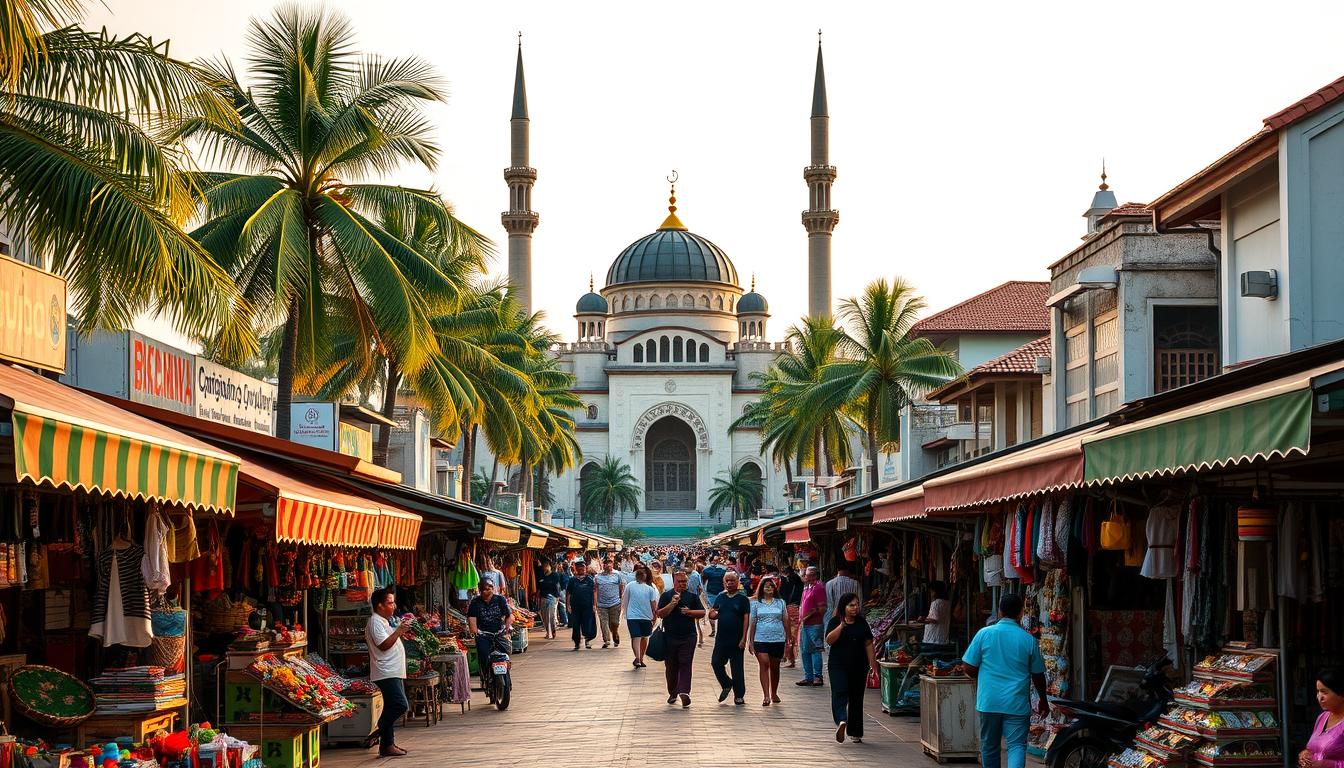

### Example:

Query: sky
xmin=86 ymin=0 xmax=1344 ymax=347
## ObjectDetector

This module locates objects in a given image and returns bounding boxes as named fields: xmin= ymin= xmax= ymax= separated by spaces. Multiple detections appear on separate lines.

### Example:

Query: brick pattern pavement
xmin=321 ymin=630 xmax=928 ymax=768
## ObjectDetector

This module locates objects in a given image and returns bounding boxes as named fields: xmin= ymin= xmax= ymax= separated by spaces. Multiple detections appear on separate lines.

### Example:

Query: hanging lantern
xmin=1236 ymin=504 xmax=1277 ymax=541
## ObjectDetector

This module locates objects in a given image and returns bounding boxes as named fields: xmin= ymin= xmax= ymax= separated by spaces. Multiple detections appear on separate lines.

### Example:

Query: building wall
xmin=1282 ymin=101 xmax=1344 ymax=354
xmin=956 ymin=334 xmax=1043 ymax=370
xmin=1223 ymin=167 xmax=1285 ymax=365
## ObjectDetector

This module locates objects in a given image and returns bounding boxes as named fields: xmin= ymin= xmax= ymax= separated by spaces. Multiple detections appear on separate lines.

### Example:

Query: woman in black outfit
xmin=826 ymin=592 xmax=879 ymax=744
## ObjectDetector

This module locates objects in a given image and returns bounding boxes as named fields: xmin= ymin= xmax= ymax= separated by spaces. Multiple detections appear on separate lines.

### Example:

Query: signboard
xmin=339 ymin=422 xmax=372 ymax=461
xmin=129 ymin=331 xmax=193 ymax=414
xmin=289 ymin=402 xmax=337 ymax=451
xmin=194 ymin=358 xmax=276 ymax=435
xmin=0 ymin=258 xmax=67 ymax=373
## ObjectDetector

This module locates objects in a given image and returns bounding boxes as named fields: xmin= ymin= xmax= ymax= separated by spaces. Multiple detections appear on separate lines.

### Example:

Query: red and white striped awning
xmin=379 ymin=508 xmax=422 ymax=550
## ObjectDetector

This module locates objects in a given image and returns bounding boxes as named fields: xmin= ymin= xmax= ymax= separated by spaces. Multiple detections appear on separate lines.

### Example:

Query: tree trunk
xmin=486 ymin=460 xmax=502 ymax=504
xmin=823 ymin=430 xmax=834 ymax=477
xmin=459 ymin=425 xmax=473 ymax=501
xmin=783 ymin=459 xmax=794 ymax=494
xmin=865 ymin=398 xmax=880 ymax=492
xmin=275 ymin=299 xmax=301 ymax=439
xmin=373 ymin=359 xmax=400 ymax=468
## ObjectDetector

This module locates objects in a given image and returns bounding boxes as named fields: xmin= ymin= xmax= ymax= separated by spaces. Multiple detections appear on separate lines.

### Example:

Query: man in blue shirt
xmin=702 ymin=558 xmax=726 ymax=637
xmin=962 ymin=593 xmax=1049 ymax=768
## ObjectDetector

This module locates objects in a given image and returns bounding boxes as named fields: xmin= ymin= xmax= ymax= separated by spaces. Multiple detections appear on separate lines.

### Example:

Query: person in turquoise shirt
xmin=961 ymin=593 xmax=1049 ymax=768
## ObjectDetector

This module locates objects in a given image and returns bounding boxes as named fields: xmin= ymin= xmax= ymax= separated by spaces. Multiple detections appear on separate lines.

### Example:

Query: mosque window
xmin=634 ymin=345 xmax=644 ymax=363
xmin=659 ymin=336 xmax=669 ymax=362
xmin=699 ymin=345 xmax=709 ymax=363
xmin=646 ymin=339 xmax=656 ymax=362
xmin=716 ymin=296 xmax=724 ymax=310
xmin=650 ymin=295 xmax=662 ymax=309
xmin=683 ymin=293 xmax=694 ymax=308
xmin=635 ymin=295 xmax=645 ymax=310
xmin=672 ymin=337 xmax=684 ymax=363
xmin=666 ymin=293 xmax=677 ymax=308
xmin=587 ymin=405 xmax=598 ymax=420
xmin=699 ymin=294 xmax=709 ymax=309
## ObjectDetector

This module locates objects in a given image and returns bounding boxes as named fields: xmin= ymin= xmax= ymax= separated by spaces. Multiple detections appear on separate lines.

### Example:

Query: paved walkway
xmin=323 ymin=630 xmax=929 ymax=768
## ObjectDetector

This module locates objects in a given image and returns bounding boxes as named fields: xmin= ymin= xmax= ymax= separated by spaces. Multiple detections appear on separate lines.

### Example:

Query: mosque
xmin=498 ymin=41 xmax=839 ymax=541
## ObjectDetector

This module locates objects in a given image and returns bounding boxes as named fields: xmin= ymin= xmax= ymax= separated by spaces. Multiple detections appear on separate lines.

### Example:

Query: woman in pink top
xmin=1301 ymin=669 xmax=1344 ymax=768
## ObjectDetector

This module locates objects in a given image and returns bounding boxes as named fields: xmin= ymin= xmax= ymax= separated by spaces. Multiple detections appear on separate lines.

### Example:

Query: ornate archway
xmin=645 ymin=418 xmax=696 ymax=510
xmin=630 ymin=401 xmax=710 ymax=451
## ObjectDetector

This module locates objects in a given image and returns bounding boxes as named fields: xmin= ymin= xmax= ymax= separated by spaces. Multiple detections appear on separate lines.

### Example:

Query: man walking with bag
xmin=962 ymin=593 xmax=1050 ymax=768
xmin=655 ymin=570 xmax=705 ymax=707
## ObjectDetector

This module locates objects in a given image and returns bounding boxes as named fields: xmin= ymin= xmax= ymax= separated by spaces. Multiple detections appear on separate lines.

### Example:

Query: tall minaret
xmin=502 ymin=36 xmax=538 ymax=315
xmin=803 ymin=32 xmax=838 ymax=320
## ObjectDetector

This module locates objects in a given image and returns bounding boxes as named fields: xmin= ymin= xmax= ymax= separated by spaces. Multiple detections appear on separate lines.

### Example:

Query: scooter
xmin=1045 ymin=657 xmax=1174 ymax=768
xmin=477 ymin=628 xmax=513 ymax=711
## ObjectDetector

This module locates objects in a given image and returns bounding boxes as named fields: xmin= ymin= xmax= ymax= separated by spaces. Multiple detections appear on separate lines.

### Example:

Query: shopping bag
xmin=866 ymin=668 xmax=880 ymax=689
xmin=646 ymin=625 xmax=668 ymax=662
xmin=1099 ymin=502 xmax=1130 ymax=551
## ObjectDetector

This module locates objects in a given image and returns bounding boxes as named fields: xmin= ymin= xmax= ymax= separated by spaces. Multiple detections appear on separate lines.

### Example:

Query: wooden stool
xmin=402 ymin=674 xmax=440 ymax=727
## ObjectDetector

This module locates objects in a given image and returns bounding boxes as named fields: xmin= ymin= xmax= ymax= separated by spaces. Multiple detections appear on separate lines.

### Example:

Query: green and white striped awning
xmin=1083 ymin=374 xmax=1317 ymax=485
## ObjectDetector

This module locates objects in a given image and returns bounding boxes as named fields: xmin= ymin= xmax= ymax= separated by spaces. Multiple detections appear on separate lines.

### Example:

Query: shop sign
xmin=0 ymin=258 xmax=67 ymax=373
xmin=835 ymin=515 xmax=849 ymax=531
xmin=129 ymin=332 xmax=193 ymax=414
xmin=194 ymin=358 xmax=276 ymax=435
xmin=339 ymin=422 xmax=373 ymax=461
xmin=289 ymin=402 xmax=336 ymax=451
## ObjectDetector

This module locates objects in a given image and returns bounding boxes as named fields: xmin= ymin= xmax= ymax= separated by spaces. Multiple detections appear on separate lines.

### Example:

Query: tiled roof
xmin=1101 ymin=202 xmax=1153 ymax=221
xmin=1263 ymin=74 xmax=1344 ymax=131
xmin=912 ymin=281 xmax=1049 ymax=336
xmin=973 ymin=336 xmax=1052 ymax=375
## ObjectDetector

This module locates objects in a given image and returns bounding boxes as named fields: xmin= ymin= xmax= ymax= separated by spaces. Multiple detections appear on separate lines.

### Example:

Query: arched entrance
xmin=577 ymin=461 xmax=600 ymax=523
xmin=645 ymin=416 xmax=696 ymax=510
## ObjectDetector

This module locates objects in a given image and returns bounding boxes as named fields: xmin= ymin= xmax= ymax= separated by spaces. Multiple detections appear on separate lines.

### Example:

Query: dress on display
xmin=1141 ymin=504 xmax=1180 ymax=579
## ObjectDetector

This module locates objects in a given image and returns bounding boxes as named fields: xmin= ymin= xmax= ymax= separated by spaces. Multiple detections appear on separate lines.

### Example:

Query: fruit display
xmin=512 ymin=606 xmax=536 ymax=629
xmin=245 ymin=653 xmax=354 ymax=719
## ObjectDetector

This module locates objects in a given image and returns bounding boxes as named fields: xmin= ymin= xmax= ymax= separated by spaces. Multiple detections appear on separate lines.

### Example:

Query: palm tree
xmin=182 ymin=6 xmax=460 ymax=437
xmin=579 ymin=456 xmax=641 ymax=530
xmin=708 ymin=465 xmax=766 ymax=525
xmin=813 ymin=277 xmax=962 ymax=489
xmin=0 ymin=0 xmax=252 ymax=355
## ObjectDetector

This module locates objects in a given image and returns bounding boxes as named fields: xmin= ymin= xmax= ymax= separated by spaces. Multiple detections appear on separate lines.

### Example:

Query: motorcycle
xmin=477 ymin=628 xmax=513 ymax=711
xmin=1045 ymin=657 xmax=1174 ymax=768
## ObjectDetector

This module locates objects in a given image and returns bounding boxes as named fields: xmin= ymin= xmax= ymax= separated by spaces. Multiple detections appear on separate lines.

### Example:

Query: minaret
xmin=502 ymin=36 xmax=539 ymax=314
xmin=802 ymin=32 xmax=838 ymax=319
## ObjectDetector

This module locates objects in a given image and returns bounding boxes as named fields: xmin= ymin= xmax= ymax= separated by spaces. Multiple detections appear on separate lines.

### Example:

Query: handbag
xmin=1099 ymin=502 xmax=1130 ymax=551
xmin=866 ymin=668 xmax=880 ymax=689
xmin=646 ymin=624 xmax=668 ymax=662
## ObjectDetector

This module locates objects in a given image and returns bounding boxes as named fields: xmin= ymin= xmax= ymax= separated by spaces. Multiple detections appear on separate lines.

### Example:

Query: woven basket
xmin=144 ymin=635 xmax=186 ymax=672
xmin=9 ymin=664 xmax=95 ymax=727
xmin=199 ymin=596 xmax=255 ymax=633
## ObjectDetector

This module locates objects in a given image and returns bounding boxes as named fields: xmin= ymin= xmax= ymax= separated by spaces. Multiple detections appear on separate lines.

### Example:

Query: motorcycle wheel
xmin=1056 ymin=738 xmax=1109 ymax=768
xmin=494 ymin=674 xmax=511 ymax=711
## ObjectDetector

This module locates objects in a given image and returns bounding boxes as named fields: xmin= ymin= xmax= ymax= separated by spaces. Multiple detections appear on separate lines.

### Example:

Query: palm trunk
xmin=459 ymin=424 xmax=473 ymax=501
xmin=783 ymin=459 xmax=794 ymax=493
xmin=486 ymin=459 xmax=502 ymax=504
xmin=519 ymin=456 xmax=531 ymax=508
xmin=823 ymin=431 xmax=834 ymax=477
xmin=276 ymin=299 xmax=301 ymax=439
xmin=865 ymin=398 xmax=880 ymax=492
xmin=373 ymin=359 xmax=400 ymax=468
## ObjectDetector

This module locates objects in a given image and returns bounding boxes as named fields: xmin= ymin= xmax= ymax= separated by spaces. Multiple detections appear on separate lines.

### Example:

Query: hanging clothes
xmin=1181 ymin=499 xmax=1200 ymax=638
xmin=90 ymin=544 xmax=153 ymax=648
xmin=1002 ymin=509 xmax=1019 ymax=580
xmin=1141 ymin=503 xmax=1181 ymax=579
xmin=141 ymin=508 xmax=172 ymax=594
xmin=1055 ymin=496 xmax=1073 ymax=562
xmin=1277 ymin=503 xmax=1301 ymax=600
xmin=1037 ymin=498 xmax=1061 ymax=566
xmin=165 ymin=512 xmax=199 ymax=563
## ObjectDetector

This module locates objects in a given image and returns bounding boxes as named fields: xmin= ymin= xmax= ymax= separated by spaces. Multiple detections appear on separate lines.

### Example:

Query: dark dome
xmin=575 ymin=291 xmax=608 ymax=313
xmin=605 ymin=228 xmax=739 ymax=287
xmin=737 ymin=291 xmax=768 ymax=314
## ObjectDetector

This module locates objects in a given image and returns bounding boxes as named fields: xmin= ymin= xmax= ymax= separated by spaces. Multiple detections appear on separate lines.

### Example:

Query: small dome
xmin=576 ymin=291 xmax=608 ymax=314
xmin=737 ymin=291 xmax=768 ymax=314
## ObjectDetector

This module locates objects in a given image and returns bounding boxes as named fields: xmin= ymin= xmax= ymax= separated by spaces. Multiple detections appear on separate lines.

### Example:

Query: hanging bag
xmin=1100 ymin=501 xmax=1130 ymax=551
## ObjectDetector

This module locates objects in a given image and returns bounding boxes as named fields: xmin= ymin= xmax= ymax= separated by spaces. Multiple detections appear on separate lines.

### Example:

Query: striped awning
xmin=482 ymin=518 xmax=521 ymax=544
xmin=379 ymin=508 xmax=423 ymax=551
xmin=782 ymin=511 xmax=826 ymax=544
xmin=276 ymin=495 xmax=380 ymax=548
xmin=872 ymin=485 xmax=926 ymax=523
xmin=1083 ymin=370 xmax=1318 ymax=485
xmin=3 ymin=365 xmax=238 ymax=513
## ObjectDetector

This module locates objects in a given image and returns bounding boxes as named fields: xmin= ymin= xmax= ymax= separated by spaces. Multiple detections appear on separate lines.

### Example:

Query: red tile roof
xmin=1101 ymin=202 xmax=1153 ymax=221
xmin=973 ymin=336 xmax=1052 ymax=375
xmin=925 ymin=336 xmax=1051 ymax=401
xmin=1263 ymin=74 xmax=1344 ymax=130
xmin=912 ymin=281 xmax=1049 ymax=336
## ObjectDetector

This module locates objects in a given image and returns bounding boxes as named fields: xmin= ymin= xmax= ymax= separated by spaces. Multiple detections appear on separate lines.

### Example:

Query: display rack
xmin=1114 ymin=647 xmax=1282 ymax=768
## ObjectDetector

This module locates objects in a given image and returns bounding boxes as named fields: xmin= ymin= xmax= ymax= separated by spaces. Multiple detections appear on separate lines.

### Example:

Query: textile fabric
xmin=800 ymin=624 xmax=825 ymax=681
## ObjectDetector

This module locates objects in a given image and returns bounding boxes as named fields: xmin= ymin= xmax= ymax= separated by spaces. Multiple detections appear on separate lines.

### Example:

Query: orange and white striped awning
xmin=239 ymin=456 xmax=421 ymax=550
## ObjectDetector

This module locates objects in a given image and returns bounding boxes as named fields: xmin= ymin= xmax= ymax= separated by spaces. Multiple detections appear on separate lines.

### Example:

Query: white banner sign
xmin=194 ymin=358 xmax=276 ymax=435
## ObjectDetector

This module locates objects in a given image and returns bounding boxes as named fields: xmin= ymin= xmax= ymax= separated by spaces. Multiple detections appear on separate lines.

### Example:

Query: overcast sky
xmin=90 ymin=0 xmax=1344 ymax=346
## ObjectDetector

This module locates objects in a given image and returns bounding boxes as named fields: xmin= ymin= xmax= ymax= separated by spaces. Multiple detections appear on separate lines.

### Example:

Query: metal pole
xmin=902 ymin=531 xmax=910 ymax=623
xmin=182 ymin=574 xmax=192 ymax=730
xmin=1276 ymin=608 xmax=1289 ymax=768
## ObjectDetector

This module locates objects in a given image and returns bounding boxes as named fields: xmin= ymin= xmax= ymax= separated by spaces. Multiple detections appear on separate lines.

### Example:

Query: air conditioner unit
xmin=1240 ymin=269 xmax=1278 ymax=300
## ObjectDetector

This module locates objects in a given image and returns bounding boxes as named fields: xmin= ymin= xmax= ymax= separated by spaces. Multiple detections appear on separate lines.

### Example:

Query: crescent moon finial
xmin=667 ymin=170 xmax=679 ymax=185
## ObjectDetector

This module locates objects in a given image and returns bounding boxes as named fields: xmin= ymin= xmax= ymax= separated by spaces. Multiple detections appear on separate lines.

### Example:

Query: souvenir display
xmin=244 ymin=653 xmax=354 ymax=719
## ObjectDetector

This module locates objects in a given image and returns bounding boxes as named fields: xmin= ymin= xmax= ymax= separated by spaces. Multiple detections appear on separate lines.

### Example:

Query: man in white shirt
xmin=824 ymin=564 xmax=863 ymax=627
xmin=916 ymin=581 xmax=952 ymax=645
xmin=366 ymin=587 xmax=415 ymax=757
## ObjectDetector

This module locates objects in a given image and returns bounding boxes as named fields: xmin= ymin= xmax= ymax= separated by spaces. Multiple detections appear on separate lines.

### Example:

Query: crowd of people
xmin=525 ymin=545 xmax=879 ymax=743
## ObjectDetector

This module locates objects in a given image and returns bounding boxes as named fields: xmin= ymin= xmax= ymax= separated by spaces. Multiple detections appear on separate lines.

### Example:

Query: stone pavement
xmin=322 ymin=630 xmax=931 ymax=768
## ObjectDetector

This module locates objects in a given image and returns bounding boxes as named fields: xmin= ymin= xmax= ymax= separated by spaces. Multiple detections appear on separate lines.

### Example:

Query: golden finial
xmin=1099 ymin=158 xmax=1109 ymax=191
xmin=589 ymin=273 xmax=594 ymax=292
xmin=818 ymin=29 xmax=822 ymax=45
xmin=517 ymin=31 xmax=522 ymax=48
xmin=751 ymin=273 xmax=757 ymax=291
xmin=660 ymin=170 xmax=686 ymax=230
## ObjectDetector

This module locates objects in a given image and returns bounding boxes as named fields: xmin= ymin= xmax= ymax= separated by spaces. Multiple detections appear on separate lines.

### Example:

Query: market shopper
xmin=826 ymin=592 xmax=879 ymax=744
xmin=466 ymin=578 xmax=514 ymax=687
xmin=595 ymin=558 xmax=625 ymax=648
xmin=684 ymin=562 xmax=706 ymax=646
xmin=748 ymin=577 xmax=792 ymax=706
xmin=780 ymin=564 xmax=804 ymax=667
xmin=962 ymin=593 xmax=1049 ymax=768
xmin=797 ymin=566 xmax=826 ymax=686
xmin=702 ymin=557 xmax=727 ymax=637
xmin=655 ymin=570 xmax=705 ymax=707
xmin=565 ymin=560 xmax=598 ymax=650
xmin=1300 ymin=668 xmax=1344 ymax=768
xmin=916 ymin=581 xmax=951 ymax=645
xmin=621 ymin=567 xmax=661 ymax=668
xmin=708 ymin=571 xmax=751 ymax=705
xmin=824 ymin=564 xmax=861 ymax=625
xmin=538 ymin=562 xmax=563 ymax=639
xmin=366 ymin=587 xmax=415 ymax=757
